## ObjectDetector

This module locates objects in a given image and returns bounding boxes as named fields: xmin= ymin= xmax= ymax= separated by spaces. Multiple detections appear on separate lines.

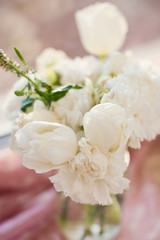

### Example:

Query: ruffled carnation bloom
xmin=5 ymin=72 xmax=43 ymax=120
xmin=54 ymin=55 xmax=103 ymax=85
xmin=17 ymin=100 xmax=60 ymax=124
xmin=98 ymin=53 xmax=160 ymax=147
xmin=50 ymin=138 xmax=129 ymax=205
xmin=5 ymin=77 xmax=28 ymax=120
xmin=11 ymin=121 xmax=77 ymax=173
xmin=98 ymin=51 xmax=133 ymax=81
xmin=36 ymin=48 xmax=68 ymax=77
xmin=50 ymin=103 xmax=130 ymax=205
xmin=52 ymin=78 xmax=94 ymax=131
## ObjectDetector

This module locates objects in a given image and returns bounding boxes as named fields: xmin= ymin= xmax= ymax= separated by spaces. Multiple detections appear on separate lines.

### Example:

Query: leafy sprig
xmin=0 ymin=48 xmax=83 ymax=112
xmin=14 ymin=47 xmax=32 ymax=71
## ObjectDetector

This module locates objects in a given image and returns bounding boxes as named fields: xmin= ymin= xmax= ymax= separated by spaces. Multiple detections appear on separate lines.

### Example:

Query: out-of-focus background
xmin=1 ymin=0 xmax=160 ymax=94
xmin=0 ymin=1 xmax=160 ymax=240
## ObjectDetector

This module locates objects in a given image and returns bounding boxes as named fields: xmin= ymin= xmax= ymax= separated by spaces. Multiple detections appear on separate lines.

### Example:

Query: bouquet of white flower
xmin=1 ymin=2 xmax=160 ymax=239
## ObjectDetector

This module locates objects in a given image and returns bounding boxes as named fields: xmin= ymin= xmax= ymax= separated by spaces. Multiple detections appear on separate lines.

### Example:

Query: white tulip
xmin=12 ymin=121 xmax=77 ymax=173
xmin=83 ymin=103 xmax=129 ymax=154
xmin=75 ymin=2 xmax=128 ymax=56
xmin=10 ymin=100 xmax=60 ymax=154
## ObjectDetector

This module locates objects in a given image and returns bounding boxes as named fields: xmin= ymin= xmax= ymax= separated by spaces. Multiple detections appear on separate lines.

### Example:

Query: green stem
xmin=82 ymin=205 xmax=102 ymax=239
xmin=106 ymin=195 xmax=121 ymax=225
xmin=85 ymin=205 xmax=100 ymax=229
xmin=99 ymin=206 xmax=106 ymax=235
xmin=60 ymin=197 xmax=69 ymax=226
xmin=81 ymin=228 xmax=91 ymax=240
xmin=99 ymin=55 xmax=106 ymax=61
xmin=8 ymin=62 xmax=37 ymax=87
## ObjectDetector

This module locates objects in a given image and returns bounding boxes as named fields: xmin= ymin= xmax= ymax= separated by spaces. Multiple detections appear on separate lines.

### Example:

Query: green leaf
xmin=41 ymin=82 xmax=52 ymax=92
xmin=28 ymin=83 xmax=31 ymax=91
xmin=14 ymin=84 xmax=28 ymax=96
xmin=14 ymin=47 xmax=32 ymax=71
xmin=14 ymin=90 xmax=25 ymax=96
xmin=51 ymin=85 xmax=83 ymax=102
xmin=72 ymin=85 xmax=83 ymax=89
xmin=35 ymin=88 xmax=50 ymax=99
xmin=21 ymin=97 xmax=35 ymax=112
xmin=50 ymin=85 xmax=71 ymax=102
xmin=34 ymin=88 xmax=50 ymax=106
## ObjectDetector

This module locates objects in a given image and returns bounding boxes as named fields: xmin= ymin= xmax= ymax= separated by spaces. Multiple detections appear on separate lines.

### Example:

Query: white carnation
xmin=5 ymin=77 xmax=27 ymax=120
xmin=75 ymin=2 xmax=128 ymax=56
xmin=36 ymin=48 xmax=68 ymax=74
xmin=50 ymin=138 xmax=129 ymax=205
xmin=30 ymin=100 xmax=60 ymax=123
xmin=52 ymin=79 xmax=94 ymax=131
xmin=100 ymin=57 xmax=160 ymax=146
xmin=5 ymin=72 xmax=43 ymax=120
xmin=98 ymin=51 xmax=133 ymax=83
xmin=11 ymin=121 xmax=77 ymax=173
xmin=54 ymin=56 xmax=102 ymax=85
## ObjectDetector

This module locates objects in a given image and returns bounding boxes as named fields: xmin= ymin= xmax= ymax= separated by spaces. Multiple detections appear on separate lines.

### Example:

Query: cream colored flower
xmin=75 ymin=2 xmax=128 ymax=56
xmin=83 ymin=102 xmax=130 ymax=154
xmin=99 ymin=51 xmax=133 ymax=82
xmin=36 ymin=48 xmax=69 ymax=84
xmin=5 ymin=71 xmax=43 ymax=120
xmin=94 ymin=51 xmax=133 ymax=104
xmin=30 ymin=100 xmax=60 ymax=123
xmin=10 ymin=100 xmax=60 ymax=156
xmin=52 ymin=78 xmax=94 ymax=131
xmin=5 ymin=77 xmax=27 ymax=120
xmin=36 ymin=47 xmax=68 ymax=72
xmin=50 ymin=138 xmax=129 ymax=205
xmin=54 ymin=55 xmax=102 ymax=85
xmin=11 ymin=121 xmax=77 ymax=173
xmin=100 ymin=58 xmax=160 ymax=147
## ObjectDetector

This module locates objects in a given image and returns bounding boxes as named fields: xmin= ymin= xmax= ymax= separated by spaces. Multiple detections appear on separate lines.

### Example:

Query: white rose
xmin=75 ymin=2 xmax=128 ymax=56
xmin=50 ymin=138 xmax=129 ymax=205
xmin=83 ymin=103 xmax=129 ymax=154
xmin=52 ymin=78 xmax=94 ymax=131
xmin=11 ymin=121 xmax=77 ymax=173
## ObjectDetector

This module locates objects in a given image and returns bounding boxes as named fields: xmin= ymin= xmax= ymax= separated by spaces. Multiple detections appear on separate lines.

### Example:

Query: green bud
xmin=45 ymin=69 xmax=60 ymax=86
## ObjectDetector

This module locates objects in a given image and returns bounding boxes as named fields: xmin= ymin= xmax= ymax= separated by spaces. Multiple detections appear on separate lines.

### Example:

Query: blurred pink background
xmin=1 ymin=0 xmax=160 ymax=93
xmin=0 ymin=0 xmax=160 ymax=239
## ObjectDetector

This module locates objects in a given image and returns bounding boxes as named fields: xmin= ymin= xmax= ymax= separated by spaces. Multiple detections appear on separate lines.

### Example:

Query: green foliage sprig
xmin=0 ymin=48 xmax=83 ymax=112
